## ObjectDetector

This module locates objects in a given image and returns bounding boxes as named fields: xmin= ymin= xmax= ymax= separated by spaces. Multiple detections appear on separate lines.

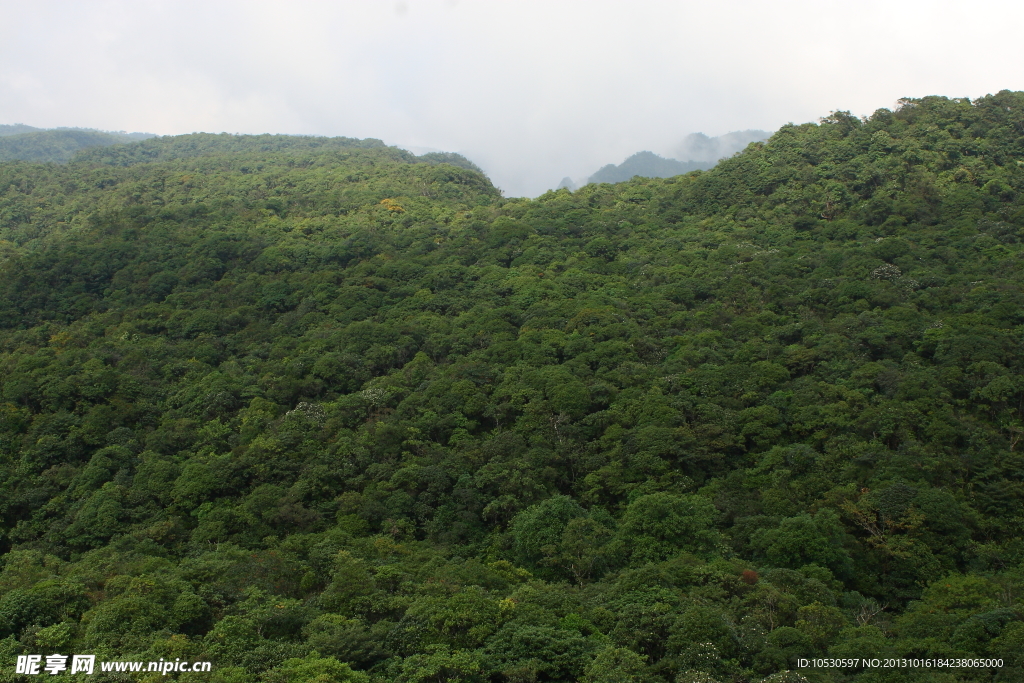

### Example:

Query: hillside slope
xmin=1 ymin=94 xmax=1023 ymax=682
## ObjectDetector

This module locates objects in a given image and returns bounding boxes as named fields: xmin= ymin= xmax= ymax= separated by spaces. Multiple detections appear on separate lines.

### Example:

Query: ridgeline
xmin=0 ymin=127 xmax=155 ymax=164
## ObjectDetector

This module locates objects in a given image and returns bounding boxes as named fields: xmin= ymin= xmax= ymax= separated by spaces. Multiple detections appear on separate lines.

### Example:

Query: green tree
xmin=612 ymin=493 xmax=724 ymax=566
xmin=581 ymin=646 xmax=650 ymax=683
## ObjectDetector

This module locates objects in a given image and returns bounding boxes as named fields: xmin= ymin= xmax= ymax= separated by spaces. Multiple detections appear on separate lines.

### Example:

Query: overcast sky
xmin=3 ymin=0 xmax=1024 ymax=197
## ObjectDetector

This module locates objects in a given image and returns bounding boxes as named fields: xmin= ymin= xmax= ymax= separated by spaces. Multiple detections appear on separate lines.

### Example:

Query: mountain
xmin=588 ymin=150 xmax=715 ymax=184
xmin=577 ymin=130 xmax=772 ymax=188
xmin=1 ymin=93 xmax=1024 ymax=682
xmin=668 ymin=129 xmax=771 ymax=163
xmin=0 ymin=123 xmax=154 ymax=139
xmin=0 ymin=124 xmax=44 ymax=137
xmin=0 ymin=126 xmax=156 ymax=163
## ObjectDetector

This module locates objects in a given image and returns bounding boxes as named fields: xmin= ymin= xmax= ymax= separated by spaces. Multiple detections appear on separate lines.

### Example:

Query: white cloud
xmin=2 ymin=0 xmax=1023 ymax=196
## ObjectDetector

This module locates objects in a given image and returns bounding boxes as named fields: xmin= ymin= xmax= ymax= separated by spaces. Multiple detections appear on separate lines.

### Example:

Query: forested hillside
xmin=1 ymin=93 xmax=1023 ymax=682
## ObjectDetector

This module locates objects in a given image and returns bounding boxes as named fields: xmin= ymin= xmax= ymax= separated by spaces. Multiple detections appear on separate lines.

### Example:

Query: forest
xmin=0 ymin=92 xmax=1023 ymax=682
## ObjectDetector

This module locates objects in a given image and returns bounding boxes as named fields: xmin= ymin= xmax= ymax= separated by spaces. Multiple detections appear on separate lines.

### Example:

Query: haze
xmin=2 ymin=0 xmax=1023 ymax=197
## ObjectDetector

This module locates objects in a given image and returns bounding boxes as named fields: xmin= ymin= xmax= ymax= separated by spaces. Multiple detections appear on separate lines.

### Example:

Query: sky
xmin=3 ymin=0 xmax=1024 ymax=197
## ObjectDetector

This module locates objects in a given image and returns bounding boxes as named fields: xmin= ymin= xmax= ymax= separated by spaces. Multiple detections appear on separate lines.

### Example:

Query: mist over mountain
xmin=0 ymin=124 xmax=154 ymax=139
xmin=588 ymin=151 xmax=715 ymax=185
xmin=0 ymin=127 xmax=489 ymax=173
xmin=556 ymin=176 xmax=577 ymax=190
xmin=0 ymin=124 xmax=44 ymax=137
xmin=556 ymin=129 xmax=772 ymax=191
xmin=668 ymin=129 xmax=770 ymax=163
xmin=0 ymin=126 xmax=156 ymax=163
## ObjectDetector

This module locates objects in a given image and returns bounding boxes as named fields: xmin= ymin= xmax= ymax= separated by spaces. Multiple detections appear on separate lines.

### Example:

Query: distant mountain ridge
xmin=0 ymin=126 xmax=157 ymax=163
xmin=669 ymin=129 xmax=770 ymax=163
xmin=588 ymin=151 xmax=715 ymax=185
xmin=0 ymin=124 xmax=45 ymax=137
xmin=0 ymin=124 xmax=154 ymax=139
xmin=557 ymin=129 xmax=771 ymax=190
xmin=0 ymin=127 xmax=485 ymax=172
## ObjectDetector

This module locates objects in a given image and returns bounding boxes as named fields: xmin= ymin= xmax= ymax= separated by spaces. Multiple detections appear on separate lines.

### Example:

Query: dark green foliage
xmin=2 ymin=93 xmax=1024 ymax=681
xmin=510 ymin=496 xmax=588 ymax=571
xmin=612 ymin=494 xmax=723 ymax=565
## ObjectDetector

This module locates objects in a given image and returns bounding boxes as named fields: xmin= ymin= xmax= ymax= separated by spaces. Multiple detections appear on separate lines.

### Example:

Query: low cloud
xmin=2 ymin=0 xmax=1024 ymax=196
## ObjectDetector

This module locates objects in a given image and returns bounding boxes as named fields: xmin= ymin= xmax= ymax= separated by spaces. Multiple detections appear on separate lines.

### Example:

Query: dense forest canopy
xmin=1 ymin=92 xmax=1023 ymax=682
